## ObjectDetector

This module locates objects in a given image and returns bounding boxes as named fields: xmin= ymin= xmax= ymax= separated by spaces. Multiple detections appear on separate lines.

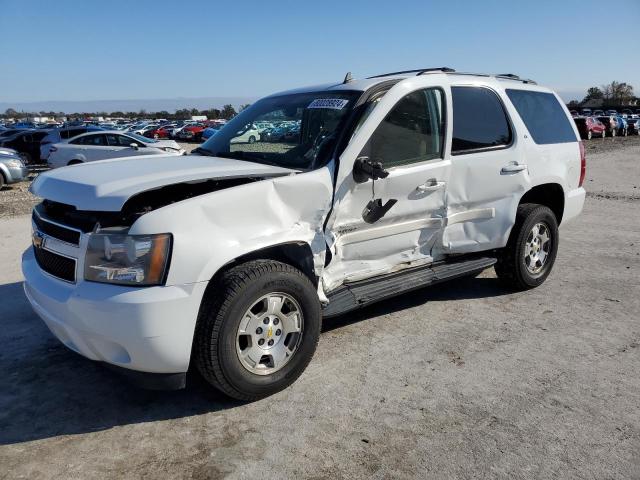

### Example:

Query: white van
xmin=23 ymin=68 xmax=585 ymax=400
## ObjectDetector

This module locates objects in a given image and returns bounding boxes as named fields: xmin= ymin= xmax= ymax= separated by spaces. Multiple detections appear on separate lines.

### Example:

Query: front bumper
xmin=22 ymin=247 xmax=208 ymax=376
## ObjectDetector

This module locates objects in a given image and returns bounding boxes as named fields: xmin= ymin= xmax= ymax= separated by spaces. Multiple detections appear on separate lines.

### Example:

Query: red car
xmin=177 ymin=124 xmax=206 ymax=141
xmin=143 ymin=126 xmax=173 ymax=139
xmin=595 ymin=116 xmax=618 ymax=137
xmin=573 ymin=116 xmax=606 ymax=140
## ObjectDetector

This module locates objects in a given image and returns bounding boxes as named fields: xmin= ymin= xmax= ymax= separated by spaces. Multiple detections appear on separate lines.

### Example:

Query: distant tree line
xmin=567 ymin=81 xmax=637 ymax=109
xmin=1 ymin=103 xmax=252 ymax=121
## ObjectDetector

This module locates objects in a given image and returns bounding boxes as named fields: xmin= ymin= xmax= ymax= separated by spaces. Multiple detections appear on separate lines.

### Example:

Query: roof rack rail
xmin=367 ymin=67 xmax=455 ymax=79
xmin=495 ymin=73 xmax=537 ymax=84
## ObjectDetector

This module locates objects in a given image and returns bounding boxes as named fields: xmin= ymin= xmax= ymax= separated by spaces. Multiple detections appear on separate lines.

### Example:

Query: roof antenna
xmin=343 ymin=72 xmax=353 ymax=84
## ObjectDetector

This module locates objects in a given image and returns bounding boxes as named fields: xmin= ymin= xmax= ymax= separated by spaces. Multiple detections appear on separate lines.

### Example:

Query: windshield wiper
xmin=191 ymin=146 xmax=215 ymax=156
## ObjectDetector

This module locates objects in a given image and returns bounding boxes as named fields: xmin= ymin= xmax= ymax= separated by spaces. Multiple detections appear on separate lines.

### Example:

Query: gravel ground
xmin=0 ymin=138 xmax=639 ymax=479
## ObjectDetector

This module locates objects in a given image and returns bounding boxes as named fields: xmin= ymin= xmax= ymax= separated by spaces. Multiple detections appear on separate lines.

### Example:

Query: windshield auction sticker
xmin=307 ymin=98 xmax=350 ymax=110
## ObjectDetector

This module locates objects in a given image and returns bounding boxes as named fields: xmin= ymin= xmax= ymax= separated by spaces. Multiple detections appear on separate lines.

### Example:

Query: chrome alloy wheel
xmin=524 ymin=222 xmax=551 ymax=275
xmin=235 ymin=292 xmax=304 ymax=375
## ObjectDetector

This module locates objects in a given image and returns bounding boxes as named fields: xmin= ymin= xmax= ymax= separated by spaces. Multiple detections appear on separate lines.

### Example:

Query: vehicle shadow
xmin=322 ymin=275 xmax=511 ymax=333
xmin=0 ymin=281 xmax=239 ymax=446
xmin=0 ymin=274 xmax=509 ymax=445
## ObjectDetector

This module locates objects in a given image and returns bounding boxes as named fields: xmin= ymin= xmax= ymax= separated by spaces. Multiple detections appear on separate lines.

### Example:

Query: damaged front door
xmin=324 ymin=81 xmax=451 ymax=290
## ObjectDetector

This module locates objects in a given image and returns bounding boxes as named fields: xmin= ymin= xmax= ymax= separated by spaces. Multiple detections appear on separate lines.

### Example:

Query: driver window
xmin=365 ymin=88 xmax=444 ymax=169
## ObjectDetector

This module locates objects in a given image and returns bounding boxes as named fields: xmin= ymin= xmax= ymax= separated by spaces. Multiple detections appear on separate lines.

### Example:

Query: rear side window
xmin=451 ymin=86 xmax=512 ymax=154
xmin=507 ymin=89 xmax=577 ymax=144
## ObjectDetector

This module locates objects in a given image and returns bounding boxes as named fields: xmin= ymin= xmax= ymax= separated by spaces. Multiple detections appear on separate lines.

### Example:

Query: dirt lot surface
xmin=0 ymin=140 xmax=639 ymax=479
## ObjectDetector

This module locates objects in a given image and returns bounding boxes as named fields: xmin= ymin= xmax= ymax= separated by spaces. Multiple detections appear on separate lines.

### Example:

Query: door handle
xmin=416 ymin=180 xmax=446 ymax=193
xmin=501 ymin=163 xmax=527 ymax=174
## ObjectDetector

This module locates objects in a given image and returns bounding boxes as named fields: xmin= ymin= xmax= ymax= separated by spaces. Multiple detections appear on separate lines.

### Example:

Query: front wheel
xmin=495 ymin=204 xmax=559 ymax=290
xmin=248 ymin=135 xmax=256 ymax=144
xmin=194 ymin=260 xmax=321 ymax=400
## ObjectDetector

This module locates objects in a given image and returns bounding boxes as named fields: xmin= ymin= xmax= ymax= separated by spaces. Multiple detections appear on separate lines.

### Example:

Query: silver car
xmin=0 ymin=148 xmax=29 ymax=189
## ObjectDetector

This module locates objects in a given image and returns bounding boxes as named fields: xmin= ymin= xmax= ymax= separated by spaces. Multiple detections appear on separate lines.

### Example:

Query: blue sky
xmin=1 ymin=0 xmax=639 ymax=109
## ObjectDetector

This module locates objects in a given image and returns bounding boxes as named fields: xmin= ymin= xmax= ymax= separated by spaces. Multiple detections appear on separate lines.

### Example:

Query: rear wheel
xmin=194 ymin=260 xmax=321 ymax=401
xmin=248 ymin=135 xmax=256 ymax=144
xmin=495 ymin=203 xmax=559 ymax=290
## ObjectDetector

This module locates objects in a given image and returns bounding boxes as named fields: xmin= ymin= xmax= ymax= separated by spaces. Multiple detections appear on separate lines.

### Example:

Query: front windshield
xmin=198 ymin=91 xmax=360 ymax=169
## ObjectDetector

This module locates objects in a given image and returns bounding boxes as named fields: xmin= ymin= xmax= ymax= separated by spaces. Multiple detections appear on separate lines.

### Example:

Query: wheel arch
xmin=519 ymin=183 xmax=565 ymax=224
xmin=211 ymin=242 xmax=318 ymax=288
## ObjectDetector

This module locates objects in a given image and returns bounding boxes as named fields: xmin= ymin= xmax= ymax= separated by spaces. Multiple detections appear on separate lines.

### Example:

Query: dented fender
xmin=128 ymin=167 xmax=334 ymax=286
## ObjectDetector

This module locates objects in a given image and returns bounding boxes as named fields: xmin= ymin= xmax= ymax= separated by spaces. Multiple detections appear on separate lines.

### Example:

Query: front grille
xmin=32 ymin=211 xmax=81 ymax=245
xmin=34 ymin=246 xmax=76 ymax=282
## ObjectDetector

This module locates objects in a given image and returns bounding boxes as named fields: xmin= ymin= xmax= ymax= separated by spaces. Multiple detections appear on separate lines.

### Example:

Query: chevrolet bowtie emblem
xmin=32 ymin=231 xmax=45 ymax=249
xmin=267 ymin=326 xmax=273 ymax=338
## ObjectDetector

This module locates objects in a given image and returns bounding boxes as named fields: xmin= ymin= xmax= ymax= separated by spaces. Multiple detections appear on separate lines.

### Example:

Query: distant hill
xmin=0 ymin=96 xmax=256 ymax=114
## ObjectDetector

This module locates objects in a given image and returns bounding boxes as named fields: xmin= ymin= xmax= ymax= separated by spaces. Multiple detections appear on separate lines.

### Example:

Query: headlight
xmin=5 ymin=159 xmax=23 ymax=168
xmin=84 ymin=232 xmax=172 ymax=286
xmin=163 ymin=147 xmax=179 ymax=152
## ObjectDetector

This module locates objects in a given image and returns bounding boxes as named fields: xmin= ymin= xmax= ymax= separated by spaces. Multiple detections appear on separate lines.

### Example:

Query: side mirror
xmin=353 ymin=156 xmax=389 ymax=183
xmin=130 ymin=143 xmax=139 ymax=150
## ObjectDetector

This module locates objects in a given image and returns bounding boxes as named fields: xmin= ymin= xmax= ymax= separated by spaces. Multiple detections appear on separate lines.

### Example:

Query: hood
xmin=30 ymin=154 xmax=295 ymax=212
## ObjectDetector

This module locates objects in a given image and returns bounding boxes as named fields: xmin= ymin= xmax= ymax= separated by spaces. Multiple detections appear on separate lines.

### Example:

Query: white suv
xmin=23 ymin=68 xmax=585 ymax=400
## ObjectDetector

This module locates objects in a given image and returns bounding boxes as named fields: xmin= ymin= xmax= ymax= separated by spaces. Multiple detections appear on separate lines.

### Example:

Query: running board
xmin=322 ymin=256 xmax=497 ymax=318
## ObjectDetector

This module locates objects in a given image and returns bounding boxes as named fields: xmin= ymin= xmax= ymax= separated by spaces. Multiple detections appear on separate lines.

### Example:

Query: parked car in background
xmin=615 ymin=116 xmax=628 ymax=136
xmin=0 ymin=149 xmax=29 ymax=189
xmin=201 ymin=126 xmax=222 ymax=141
xmin=229 ymin=124 xmax=260 ymax=144
xmin=627 ymin=118 xmax=640 ymax=135
xmin=0 ymin=129 xmax=50 ymax=164
xmin=605 ymin=109 xmax=618 ymax=116
xmin=261 ymin=126 xmax=287 ymax=142
xmin=580 ymin=108 xmax=592 ymax=116
xmin=177 ymin=123 xmax=206 ymax=141
xmin=47 ymin=131 xmax=184 ymax=168
xmin=143 ymin=125 xmax=175 ymax=139
xmin=0 ymin=128 xmax=30 ymax=139
xmin=573 ymin=116 xmax=606 ymax=139
xmin=569 ymin=110 xmax=578 ymax=117
xmin=593 ymin=109 xmax=604 ymax=116
xmin=40 ymin=126 xmax=104 ymax=161
xmin=596 ymin=116 xmax=618 ymax=137
xmin=134 ymin=124 xmax=160 ymax=136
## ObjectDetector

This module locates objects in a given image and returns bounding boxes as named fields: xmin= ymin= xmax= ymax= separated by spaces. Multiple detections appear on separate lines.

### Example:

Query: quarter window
xmin=506 ymin=89 xmax=577 ymax=144
xmin=451 ymin=86 xmax=512 ymax=153
xmin=366 ymin=88 xmax=444 ymax=168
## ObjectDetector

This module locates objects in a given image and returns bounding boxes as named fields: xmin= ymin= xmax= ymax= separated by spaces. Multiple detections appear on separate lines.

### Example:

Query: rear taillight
xmin=578 ymin=141 xmax=586 ymax=187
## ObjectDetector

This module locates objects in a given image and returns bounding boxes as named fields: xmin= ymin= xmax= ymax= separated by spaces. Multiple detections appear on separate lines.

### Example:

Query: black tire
xmin=194 ymin=260 xmax=321 ymax=401
xmin=0 ymin=172 xmax=5 ymax=190
xmin=248 ymin=135 xmax=256 ymax=144
xmin=21 ymin=152 xmax=32 ymax=165
xmin=494 ymin=203 xmax=559 ymax=291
